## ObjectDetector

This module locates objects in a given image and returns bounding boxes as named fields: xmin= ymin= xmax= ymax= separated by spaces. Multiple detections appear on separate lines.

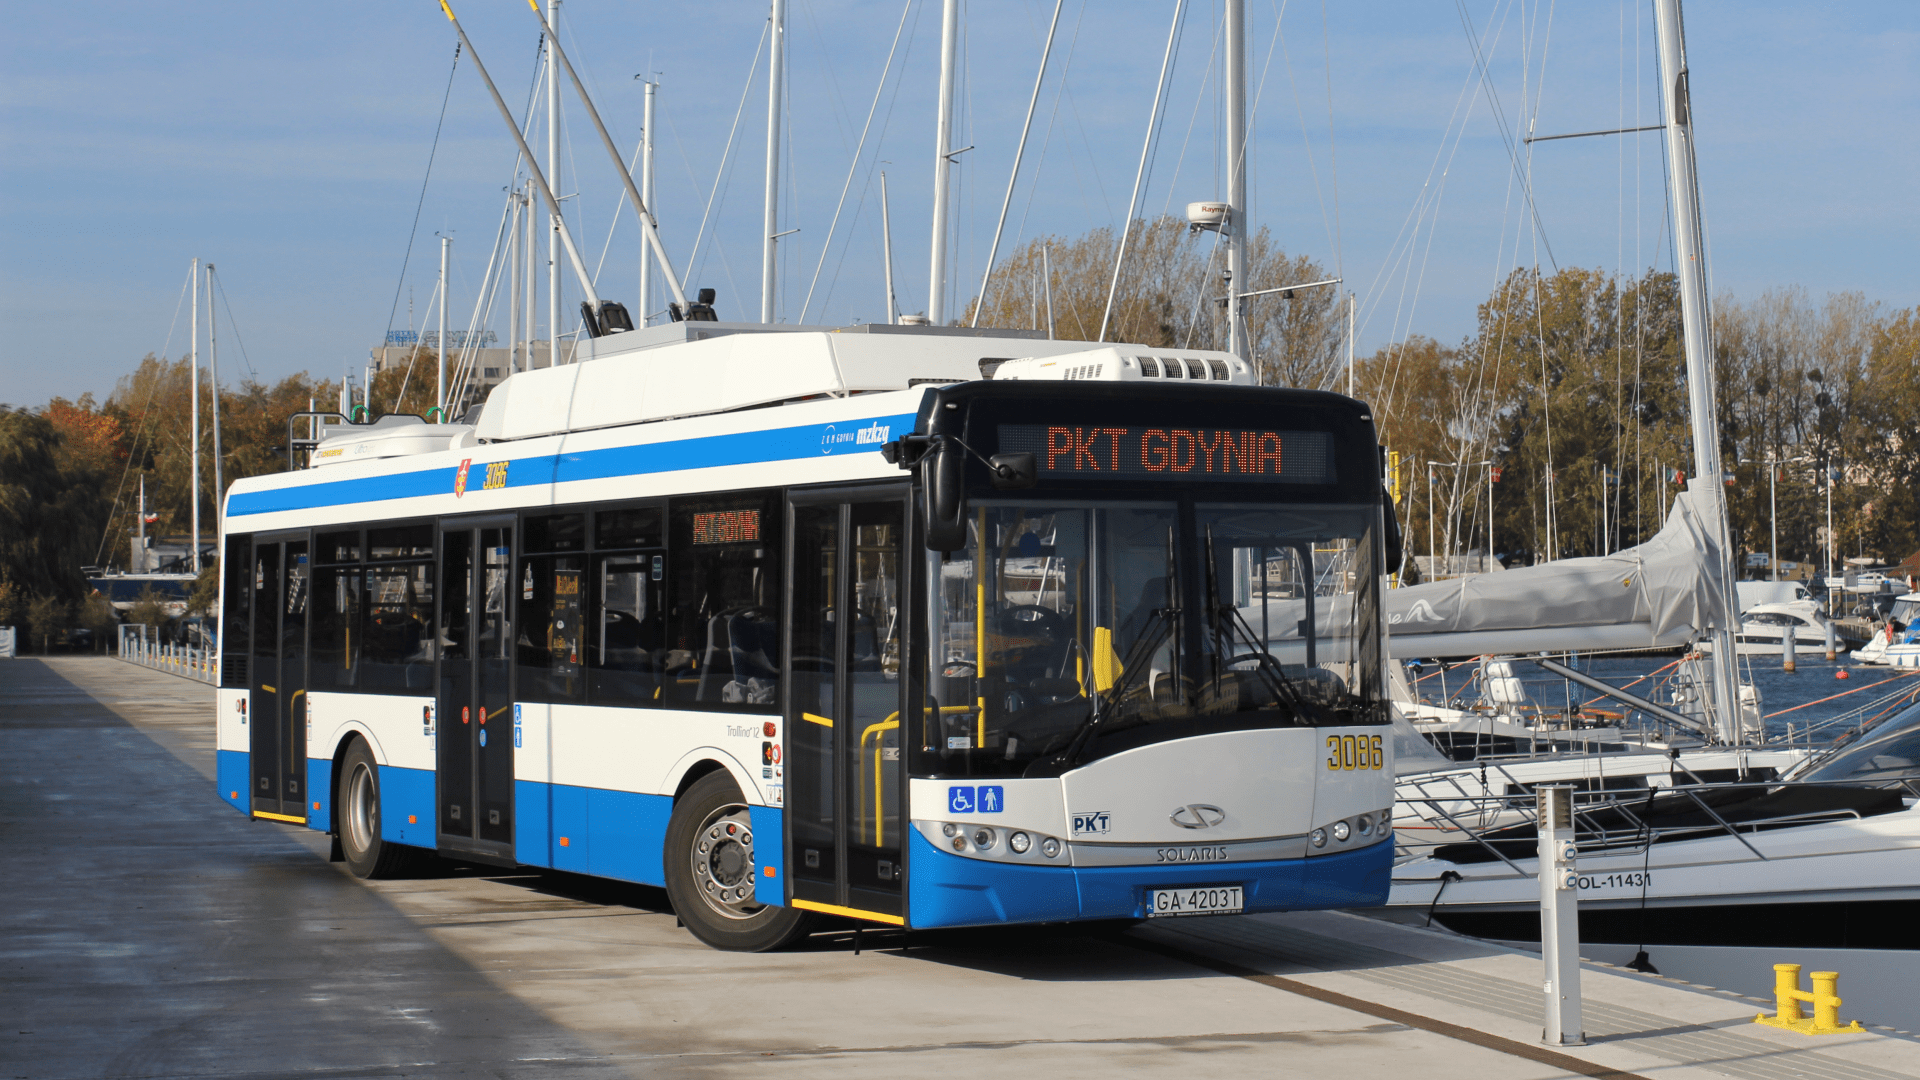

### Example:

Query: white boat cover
xmin=1385 ymin=486 xmax=1732 ymax=658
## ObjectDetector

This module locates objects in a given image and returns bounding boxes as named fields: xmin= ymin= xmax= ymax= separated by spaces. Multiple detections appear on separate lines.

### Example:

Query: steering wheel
xmin=996 ymin=604 xmax=1070 ymax=643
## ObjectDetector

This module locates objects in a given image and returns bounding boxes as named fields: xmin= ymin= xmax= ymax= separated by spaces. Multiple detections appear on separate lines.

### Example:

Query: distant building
xmin=370 ymin=331 xmax=577 ymax=409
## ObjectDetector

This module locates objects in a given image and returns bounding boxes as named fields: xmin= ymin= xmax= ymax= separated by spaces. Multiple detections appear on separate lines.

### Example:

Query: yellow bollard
xmin=1755 ymin=963 xmax=1866 ymax=1034
xmin=1772 ymin=964 xmax=1803 ymax=1025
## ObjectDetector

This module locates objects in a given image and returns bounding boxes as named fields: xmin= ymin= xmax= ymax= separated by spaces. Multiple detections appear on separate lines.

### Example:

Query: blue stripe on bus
xmin=530 ymin=781 xmax=673 ymax=885
xmin=515 ymin=779 xmax=552 ymax=868
xmin=226 ymin=411 xmax=920 ymax=518
xmin=217 ymin=750 xmax=249 ymax=815
xmin=378 ymin=765 xmax=437 ymax=847
xmin=749 ymin=805 xmax=784 ymax=907
xmin=903 ymin=829 xmax=1391 ymax=929
xmin=307 ymin=758 xmax=333 ymax=833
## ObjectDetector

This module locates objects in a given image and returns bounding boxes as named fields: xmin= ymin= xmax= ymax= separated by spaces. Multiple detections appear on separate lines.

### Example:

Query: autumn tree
xmin=963 ymin=216 xmax=1347 ymax=389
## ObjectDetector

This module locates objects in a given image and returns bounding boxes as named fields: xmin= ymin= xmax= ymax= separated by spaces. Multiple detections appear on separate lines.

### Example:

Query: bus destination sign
xmin=998 ymin=425 xmax=1333 ymax=483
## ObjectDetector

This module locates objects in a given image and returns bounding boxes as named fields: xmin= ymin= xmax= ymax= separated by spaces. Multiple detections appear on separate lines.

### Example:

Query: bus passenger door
xmin=787 ymin=493 xmax=907 ymax=921
xmin=249 ymin=537 xmax=309 ymax=822
xmin=437 ymin=519 xmax=516 ymax=858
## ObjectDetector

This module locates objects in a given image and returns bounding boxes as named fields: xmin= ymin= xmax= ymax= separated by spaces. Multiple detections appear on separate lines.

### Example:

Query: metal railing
xmin=116 ymin=624 xmax=217 ymax=685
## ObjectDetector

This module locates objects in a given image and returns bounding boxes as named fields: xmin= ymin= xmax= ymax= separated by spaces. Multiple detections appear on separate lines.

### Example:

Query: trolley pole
xmin=1538 ymin=785 xmax=1585 ymax=1046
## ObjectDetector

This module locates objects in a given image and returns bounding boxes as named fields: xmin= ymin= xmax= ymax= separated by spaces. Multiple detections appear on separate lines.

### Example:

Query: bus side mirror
xmin=925 ymin=439 xmax=969 ymax=551
xmin=988 ymin=452 xmax=1036 ymax=490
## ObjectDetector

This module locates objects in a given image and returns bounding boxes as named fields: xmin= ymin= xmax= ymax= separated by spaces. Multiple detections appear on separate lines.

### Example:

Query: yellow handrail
xmin=857 ymin=705 xmax=976 ymax=847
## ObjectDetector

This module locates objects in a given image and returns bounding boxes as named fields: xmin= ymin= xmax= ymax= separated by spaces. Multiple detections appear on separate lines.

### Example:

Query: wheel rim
xmin=346 ymin=762 xmax=377 ymax=856
xmin=689 ymin=802 xmax=762 ymax=921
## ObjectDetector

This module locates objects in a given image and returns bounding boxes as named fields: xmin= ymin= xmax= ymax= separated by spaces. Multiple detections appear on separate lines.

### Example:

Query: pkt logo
xmin=1071 ymin=811 xmax=1111 ymax=836
xmin=1169 ymin=804 xmax=1226 ymax=829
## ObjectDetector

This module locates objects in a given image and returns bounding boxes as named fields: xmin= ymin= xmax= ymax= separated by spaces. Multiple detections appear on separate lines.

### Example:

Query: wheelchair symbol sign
xmin=947 ymin=785 xmax=1005 ymax=814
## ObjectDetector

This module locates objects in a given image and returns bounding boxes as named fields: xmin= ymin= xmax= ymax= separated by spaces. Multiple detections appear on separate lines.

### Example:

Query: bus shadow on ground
xmin=438 ymin=860 xmax=1189 ymax=981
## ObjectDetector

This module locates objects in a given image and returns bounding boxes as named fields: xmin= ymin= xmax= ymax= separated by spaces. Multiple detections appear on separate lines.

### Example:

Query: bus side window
xmin=310 ymin=529 xmax=362 ymax=692
xmin=362 ymin=563 xmax=434 ymax=692
xmin=517 ymin=554 xmax=586 ymax=704
xmin=220 ymin=534 xmax=252 ymax=687
xmin=310 ymin=566 xmax=362 ymax=690
xmin=588 ymin=552 xmax=664 ymax=707
xmin=665 ymin=492 xmax=781 ymax=710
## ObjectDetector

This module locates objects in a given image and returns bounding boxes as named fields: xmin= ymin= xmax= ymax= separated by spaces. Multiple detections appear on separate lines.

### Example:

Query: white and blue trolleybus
xmin=215 ymin=321 xmax=1398 ymax=950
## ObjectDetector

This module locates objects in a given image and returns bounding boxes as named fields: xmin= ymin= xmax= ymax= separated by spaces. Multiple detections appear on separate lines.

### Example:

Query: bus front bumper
xmin=904 ymin=827 xmax=1391 ymax=929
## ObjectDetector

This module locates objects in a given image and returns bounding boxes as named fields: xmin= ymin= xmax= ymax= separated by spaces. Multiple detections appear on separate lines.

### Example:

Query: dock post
xmin=1538 ymin=785 xmax=1585 ymax=1045
xmin=1782 ymin=623 xmax=1796 ymax=673
xmin=1824 ymin=619 xmax=1838 ymax=661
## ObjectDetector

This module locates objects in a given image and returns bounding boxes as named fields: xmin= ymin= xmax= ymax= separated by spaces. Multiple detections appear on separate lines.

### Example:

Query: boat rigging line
xmin=970 ymin=0 xmax=1063 ymax=327
xmin=524 ymin=0 xmax=688 ymax=313
xmin=1097 ymin=0 xmax=1187 ymax=344
xmin=797 ymin=0 xmax=916 ymax=324
xmin=382 ymin=39 xmax=462 ymax=370
xmin=92 ymin=264 xmax=194 ymax=568
xmin=680 ymin=17 xmax=770 ymax=297
xmin=440 ymin=0 xmax=603 ymax=321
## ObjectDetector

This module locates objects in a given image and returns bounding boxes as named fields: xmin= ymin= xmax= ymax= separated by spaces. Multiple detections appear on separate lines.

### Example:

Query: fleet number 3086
xmin=1326 ymin=734 xmax=1384 ymax=771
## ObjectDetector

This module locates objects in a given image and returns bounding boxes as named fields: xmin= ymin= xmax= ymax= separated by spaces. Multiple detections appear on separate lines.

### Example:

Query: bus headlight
xmin=1040 ymin=837 xmax=1061 ymax=858
xmin=972 ymin=828 xmax=996 ymax=849
xmin=1332 ymin=821 xmax=1351 ymax=842
xmin=1310 ymin=828 xmax=1328 ymax=848
xmin=1008 ymin=831 xmax=1032 ymax=854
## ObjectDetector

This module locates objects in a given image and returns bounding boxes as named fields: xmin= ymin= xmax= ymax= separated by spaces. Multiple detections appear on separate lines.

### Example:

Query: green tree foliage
xmin=0 ymin=406 xmax=106 ymax=607
xmin=125 ymin=586 xmax=170 ymax=632
xmin=98 ymin=355 xmax=337 ymax=569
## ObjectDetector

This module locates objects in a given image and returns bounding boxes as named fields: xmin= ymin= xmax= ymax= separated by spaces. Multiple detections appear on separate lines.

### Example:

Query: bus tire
xmin=664 ymin=770 xmax=814 ymax=952
xmin=337 ymin=739 xmax=417 ymax=879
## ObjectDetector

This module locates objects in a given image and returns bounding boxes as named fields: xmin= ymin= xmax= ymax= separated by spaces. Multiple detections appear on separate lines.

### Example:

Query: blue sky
xmin=3 ymin=1 xmax=1915 ymax=408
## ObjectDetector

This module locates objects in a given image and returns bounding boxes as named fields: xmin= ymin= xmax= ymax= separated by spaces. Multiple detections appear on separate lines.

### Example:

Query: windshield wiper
xmin=1202 ymin=528 xmax=1319 ymax=720
xmin=1028 ymin=528 xmax=1181 ymax=774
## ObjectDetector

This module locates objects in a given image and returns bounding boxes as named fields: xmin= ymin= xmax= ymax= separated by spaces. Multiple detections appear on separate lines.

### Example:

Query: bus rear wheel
xmin=338 ymin=740 xmax=418 ymax=879
xmin=664 ymin=770 xmax=814 ymax=951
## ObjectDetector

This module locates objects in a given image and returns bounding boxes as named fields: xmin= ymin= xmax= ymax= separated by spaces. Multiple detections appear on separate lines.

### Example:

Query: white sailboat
xmin=1380 ymin=0 xmax=1920 ymax=948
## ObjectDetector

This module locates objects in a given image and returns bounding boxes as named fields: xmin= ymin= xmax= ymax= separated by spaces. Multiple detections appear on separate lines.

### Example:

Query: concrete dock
xmin=4 ymin=655 xmax=1916 ymax=1079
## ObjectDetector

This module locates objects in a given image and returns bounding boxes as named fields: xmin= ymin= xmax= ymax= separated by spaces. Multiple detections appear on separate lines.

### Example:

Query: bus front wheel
xmin=337 ymin=740 xmax=418 ymax=879
xmin=664 ymin=770 xmax=814 ymax=951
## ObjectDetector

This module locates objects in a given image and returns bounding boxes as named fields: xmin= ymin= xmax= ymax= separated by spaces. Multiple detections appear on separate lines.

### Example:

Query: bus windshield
xmin=919 ymin=498 xmax=1384 ymax=779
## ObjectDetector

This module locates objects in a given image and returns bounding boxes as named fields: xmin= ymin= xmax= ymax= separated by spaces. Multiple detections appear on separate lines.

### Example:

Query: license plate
xmin=1147 ymin=885 xmax=1244 ymax=918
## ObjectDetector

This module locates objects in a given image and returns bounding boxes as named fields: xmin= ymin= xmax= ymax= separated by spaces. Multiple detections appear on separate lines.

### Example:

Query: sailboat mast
xmin=1653 ymin=0 xmax=1742 ymax=743
xmin=439 ymin=236 xmax=450 ymax=417
xmin=525 ymin=180 xmax=537 ymax=367
xmin=189 ymin=257 xmax=201 ymax=575
xmin=880 ymin=170 xmax=897 ymax=323
xmin=509 ymin=190 xmax=521 ymax=374
xmin=206 ymin=265 xmax=224 ymax=518
xmin=927 ymin=0 xmax=959 ymax=325
xmin=762 ymin=0 xmax=785 ymax=324
xmin=641 ymin=79 xmax=656 ymax=325
xmin=547 ymin=0 xmax=562 ymax=361
xmin=1224 ymin=0 xmax=1248 ymax=360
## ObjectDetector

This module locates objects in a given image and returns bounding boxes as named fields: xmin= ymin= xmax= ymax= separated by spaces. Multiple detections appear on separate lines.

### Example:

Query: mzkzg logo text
xmin=819 ymin=421 xmax=891 ymax=455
